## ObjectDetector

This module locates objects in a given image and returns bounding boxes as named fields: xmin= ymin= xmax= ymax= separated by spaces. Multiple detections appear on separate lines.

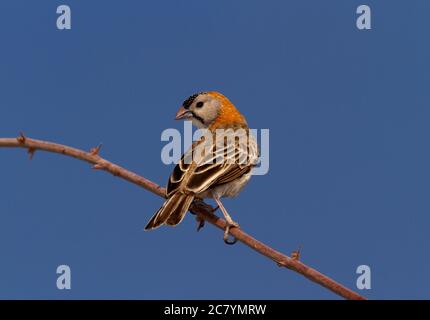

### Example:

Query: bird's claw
xmin=192 ymin=200 xmax=219 ymax=232
xmin=223 ymin=221 xmax=239 ymax=245
xmin=196 ymin=216 xmax=205 ymax=232
xmin=192 ymin=199 xmax=217 ymax=213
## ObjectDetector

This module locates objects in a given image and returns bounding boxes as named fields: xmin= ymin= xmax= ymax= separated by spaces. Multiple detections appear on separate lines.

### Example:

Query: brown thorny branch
xmin=0 ymin=134 xmax=366 ymax=300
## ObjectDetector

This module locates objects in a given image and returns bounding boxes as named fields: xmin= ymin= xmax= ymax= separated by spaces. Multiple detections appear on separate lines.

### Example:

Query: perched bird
xmin=144 ymin=91 xmax=259 ymax=243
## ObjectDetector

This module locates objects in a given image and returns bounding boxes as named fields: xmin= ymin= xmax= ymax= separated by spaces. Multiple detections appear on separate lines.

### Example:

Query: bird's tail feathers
xmin=144 ymin=193 xmax=194 ymax=230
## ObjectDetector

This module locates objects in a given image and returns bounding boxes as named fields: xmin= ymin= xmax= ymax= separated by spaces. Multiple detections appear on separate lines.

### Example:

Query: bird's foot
xmin=223 ymin=221 xmax=240 ymax=245
xmin=192 ymin=199 xmax=217 ymax=213
xmin=192 ymin=200 xmax=219 ymax=232
xmin=196 ymin=216 xmax=205 ymax=232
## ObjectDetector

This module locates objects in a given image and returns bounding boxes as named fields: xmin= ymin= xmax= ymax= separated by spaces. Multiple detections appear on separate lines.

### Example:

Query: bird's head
xmin=175 ymin=91 xmax=247 ymax=129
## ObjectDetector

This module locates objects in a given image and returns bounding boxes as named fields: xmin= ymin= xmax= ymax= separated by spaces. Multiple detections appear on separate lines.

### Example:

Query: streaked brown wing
xmin=167 ymin=128 xmax=258 ymax=196
xmin=185 ymin=162 xmax=247 ymax=193
xmin=166 ymin=138 xmax=205 ymax=197
xmin=212 ymin=164 xmax=252 ymax=185
xmin=166 ymin=156 xmax=190 ymax=197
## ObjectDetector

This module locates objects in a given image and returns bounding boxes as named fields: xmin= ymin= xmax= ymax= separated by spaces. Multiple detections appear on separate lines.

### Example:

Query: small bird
xmin=144 ymin=91 xmax=259 ymax=243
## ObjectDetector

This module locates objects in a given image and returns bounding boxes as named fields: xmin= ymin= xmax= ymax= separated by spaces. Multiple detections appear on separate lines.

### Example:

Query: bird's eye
xmin=196 ymin=101 xmax=204 ymax=108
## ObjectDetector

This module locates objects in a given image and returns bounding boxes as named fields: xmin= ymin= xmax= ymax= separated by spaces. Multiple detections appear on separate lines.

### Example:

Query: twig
xmin=0 ymin=134 xmax=366 ymax=300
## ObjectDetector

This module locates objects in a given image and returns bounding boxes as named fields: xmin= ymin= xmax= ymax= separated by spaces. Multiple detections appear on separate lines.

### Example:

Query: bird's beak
xmin=175 ymin=106 xmax=193 ymax=120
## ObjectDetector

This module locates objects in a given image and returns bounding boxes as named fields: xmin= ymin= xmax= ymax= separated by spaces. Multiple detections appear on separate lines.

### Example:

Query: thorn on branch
xmin=90 ymin=143 xmax=102 ymax=156
xmin=28 ymin=147 xmax=36 ymax=160
xmin=291 ymin=245 xmax=302 ymax=261
xmin=92 ymin=164 xmax=105 ymax=170
xmin=17 ymin=132 xmax=26 ymax=143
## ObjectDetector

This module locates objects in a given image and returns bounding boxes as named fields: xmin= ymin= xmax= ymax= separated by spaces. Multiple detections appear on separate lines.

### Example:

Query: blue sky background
xmin=0 ymin=0 xmax=429 ymax=299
